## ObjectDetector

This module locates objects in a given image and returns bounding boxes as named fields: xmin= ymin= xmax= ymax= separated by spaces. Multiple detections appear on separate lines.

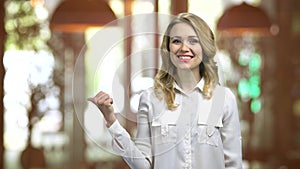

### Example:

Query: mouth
xmin=177 ymin=55 xmax=194 ymax=62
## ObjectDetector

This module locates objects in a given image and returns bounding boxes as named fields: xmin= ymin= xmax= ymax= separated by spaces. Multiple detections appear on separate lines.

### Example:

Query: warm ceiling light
xmin=50 ymin=0 xmax=117 ymax=32
xmin=30 ymin=0 xmax=44 ymax=7
xmin=217 ymin=2 xmax=276 ymax=36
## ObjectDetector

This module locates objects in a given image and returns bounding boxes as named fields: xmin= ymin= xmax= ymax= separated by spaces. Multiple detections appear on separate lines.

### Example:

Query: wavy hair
xmin=154 ymin=13 xmax=219 ymax=110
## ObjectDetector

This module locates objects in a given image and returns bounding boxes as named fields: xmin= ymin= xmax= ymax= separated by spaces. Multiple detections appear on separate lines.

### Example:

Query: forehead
xmin=169 ymin=22 xmax=197 ymax=37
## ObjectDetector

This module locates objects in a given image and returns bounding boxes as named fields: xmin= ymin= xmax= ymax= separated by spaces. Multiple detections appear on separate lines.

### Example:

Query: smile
xmin=177 ymin=55 xmax=194 ymax=62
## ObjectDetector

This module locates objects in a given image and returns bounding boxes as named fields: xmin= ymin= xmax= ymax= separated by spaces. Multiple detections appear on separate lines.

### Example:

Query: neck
xmin=175 ymin=68 xmax=201 ymax=93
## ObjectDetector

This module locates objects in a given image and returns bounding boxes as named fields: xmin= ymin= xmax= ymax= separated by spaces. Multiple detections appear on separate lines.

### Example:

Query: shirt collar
xmin=173 ymin=78 xmax=205 ymax=94
xmin=196 ymin=78 xmax=205 ymax=91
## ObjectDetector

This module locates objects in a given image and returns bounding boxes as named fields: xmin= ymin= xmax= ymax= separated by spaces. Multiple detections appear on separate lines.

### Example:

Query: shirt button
xmin=185 ymin=164 xmax=191 ymax=169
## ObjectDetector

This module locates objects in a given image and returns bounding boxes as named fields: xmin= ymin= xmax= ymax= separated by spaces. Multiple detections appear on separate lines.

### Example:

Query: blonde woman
xmin=89 ymin=13 xmax=242 ymax=169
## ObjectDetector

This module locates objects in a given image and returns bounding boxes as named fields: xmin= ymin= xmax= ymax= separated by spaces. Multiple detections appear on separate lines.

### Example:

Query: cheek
xmin=193 ymin=47 xmax=203 ymax=57
xmin=169 ymin=54 xmax=178 ymax=66
xmin=192 ymin=48 xmax=203 ymax=62
xmin=169 ymin=44 xmax=179 ymax=54
xmin=169 ymin=54 xmax=176 ymax=64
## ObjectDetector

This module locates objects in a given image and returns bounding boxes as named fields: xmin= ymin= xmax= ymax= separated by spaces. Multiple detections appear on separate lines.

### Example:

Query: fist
xmin=88 ymin=91 xmax=116 ymax=126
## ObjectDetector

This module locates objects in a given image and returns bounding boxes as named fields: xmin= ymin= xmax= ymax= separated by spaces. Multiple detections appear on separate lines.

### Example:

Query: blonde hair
xmin=154 ymin=13 xmax=219 ymax=110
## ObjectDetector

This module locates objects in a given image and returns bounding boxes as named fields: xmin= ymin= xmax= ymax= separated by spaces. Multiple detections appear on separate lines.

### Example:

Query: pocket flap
xmin=206 ymin=126 xmax=216 ymax=137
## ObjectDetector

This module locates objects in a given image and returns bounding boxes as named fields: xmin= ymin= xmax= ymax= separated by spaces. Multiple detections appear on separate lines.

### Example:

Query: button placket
xmin=183 ymin=128 xmax=192 ymax=169
xmin=184 ymin=94 xmax=193 ymax=169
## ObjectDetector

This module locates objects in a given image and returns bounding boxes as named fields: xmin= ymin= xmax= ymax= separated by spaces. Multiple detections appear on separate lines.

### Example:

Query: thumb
xmin=87 ymin=97 xmax=95 ymax=103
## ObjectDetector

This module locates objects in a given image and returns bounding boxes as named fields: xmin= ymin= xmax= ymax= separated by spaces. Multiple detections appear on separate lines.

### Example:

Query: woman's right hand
xmin=88 ymin=91 xmax=116 ymax=127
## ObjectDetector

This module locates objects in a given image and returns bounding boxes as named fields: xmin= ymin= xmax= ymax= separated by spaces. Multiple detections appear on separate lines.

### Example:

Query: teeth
xmin=179 ymin=56 xmax=192 ymax=60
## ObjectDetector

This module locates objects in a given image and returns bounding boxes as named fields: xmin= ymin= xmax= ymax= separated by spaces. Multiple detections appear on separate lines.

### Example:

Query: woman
xmin=88 ymin=13 xmax=242 ymax=169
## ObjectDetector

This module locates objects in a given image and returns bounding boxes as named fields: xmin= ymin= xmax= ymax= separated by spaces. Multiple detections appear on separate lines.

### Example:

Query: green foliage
xmin=5 ymin=0 xmax=50 ymax=51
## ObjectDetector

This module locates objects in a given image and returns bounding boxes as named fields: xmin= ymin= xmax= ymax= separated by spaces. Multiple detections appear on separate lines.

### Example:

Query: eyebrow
xmin=170 ymin=36 xmax=198 ymax=39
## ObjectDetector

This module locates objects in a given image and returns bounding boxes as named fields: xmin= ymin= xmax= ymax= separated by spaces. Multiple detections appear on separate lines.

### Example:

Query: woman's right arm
xmin=88 ymin=91 xmax=152 ymax=169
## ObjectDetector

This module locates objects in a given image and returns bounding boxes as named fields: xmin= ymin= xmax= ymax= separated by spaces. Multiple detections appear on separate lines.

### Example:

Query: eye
xmin=188 ymin=39 xmax=199 ymax=44
xmin=171 ymin=39 xmax=182 ymax=44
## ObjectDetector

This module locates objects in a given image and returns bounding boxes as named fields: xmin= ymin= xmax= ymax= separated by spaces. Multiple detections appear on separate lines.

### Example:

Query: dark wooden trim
xmin=0 ymin=0 xmax=5 ymax=168
xmin=171 ymin=0 xmax=188 ymax=15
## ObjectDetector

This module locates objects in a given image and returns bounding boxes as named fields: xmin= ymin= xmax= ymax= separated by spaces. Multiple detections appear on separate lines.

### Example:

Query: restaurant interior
xmin=0 ymin=0 xmax=300 ymax=168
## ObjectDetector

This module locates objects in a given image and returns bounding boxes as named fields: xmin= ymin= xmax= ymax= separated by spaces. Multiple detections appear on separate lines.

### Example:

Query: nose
xmin=180 ymin=42 xmax=190 ymax=52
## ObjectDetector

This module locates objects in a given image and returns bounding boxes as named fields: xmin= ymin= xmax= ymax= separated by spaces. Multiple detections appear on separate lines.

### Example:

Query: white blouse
xmin=108 ymin=80 xmax=243 ymax=169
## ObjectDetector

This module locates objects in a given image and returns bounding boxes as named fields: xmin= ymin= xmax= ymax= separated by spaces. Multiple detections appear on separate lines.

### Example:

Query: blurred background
xmin=0 ymin=0 xmax=299 ymax=168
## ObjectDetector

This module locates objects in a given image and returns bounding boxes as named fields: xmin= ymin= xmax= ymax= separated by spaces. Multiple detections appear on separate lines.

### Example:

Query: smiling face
xmin=169 ymin=22 xmax=203 ymax=72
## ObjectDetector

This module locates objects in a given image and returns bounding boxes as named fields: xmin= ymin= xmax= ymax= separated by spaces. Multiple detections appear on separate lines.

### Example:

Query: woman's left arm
xmin=220 ymin=88 xmax=243 ymax=169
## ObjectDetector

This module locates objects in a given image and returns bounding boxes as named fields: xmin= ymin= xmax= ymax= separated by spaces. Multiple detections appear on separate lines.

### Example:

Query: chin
xmin=176 ymin=65 xmax=194 ymax=70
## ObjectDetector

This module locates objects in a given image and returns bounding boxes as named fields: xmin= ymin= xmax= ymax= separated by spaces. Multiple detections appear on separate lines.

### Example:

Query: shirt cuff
xmin=107 ymin=120 xmax=124 ymax=137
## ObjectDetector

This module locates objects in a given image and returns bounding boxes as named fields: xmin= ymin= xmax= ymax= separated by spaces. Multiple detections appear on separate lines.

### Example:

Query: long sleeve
xmin=220 ymin=88 xmax=243 ymax=169
xmin=107 ymin=91 xmax=152 ymax=169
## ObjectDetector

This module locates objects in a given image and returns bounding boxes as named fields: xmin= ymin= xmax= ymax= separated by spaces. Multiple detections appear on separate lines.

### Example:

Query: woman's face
xmin=169 ymin=22 xmax=203 ymax=71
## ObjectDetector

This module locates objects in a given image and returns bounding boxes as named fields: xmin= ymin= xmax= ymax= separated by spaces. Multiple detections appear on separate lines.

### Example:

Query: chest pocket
xmin=151 ymin=108 xmax=181 ymax=144
xmin=195 ymin=123 xmax=222 ymax=147
xmin=151 ymin=122 xmax=177 ymax=144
